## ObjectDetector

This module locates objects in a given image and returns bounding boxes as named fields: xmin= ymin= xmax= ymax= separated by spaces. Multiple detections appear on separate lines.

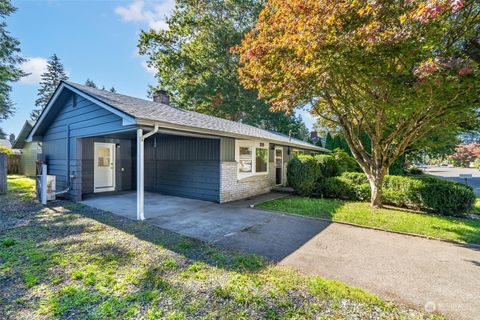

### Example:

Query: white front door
xmin=275 ymin=147 xmax=283 ymax=185
xmin=94 ymin=142 xmax=115 ymax=192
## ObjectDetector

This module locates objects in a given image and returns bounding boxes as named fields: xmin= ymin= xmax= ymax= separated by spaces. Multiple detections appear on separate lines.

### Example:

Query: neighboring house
xmin=28 ymin=81 xmax=326 ymax=219
xmin=0 ymin=139 xmax=12 ymax=149
xmin=12 ymin=120 xmax=42 ymax=176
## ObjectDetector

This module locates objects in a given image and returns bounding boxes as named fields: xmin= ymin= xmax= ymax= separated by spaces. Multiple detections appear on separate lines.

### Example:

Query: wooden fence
xmin=7 ymin=154 xmax=21 ymax=174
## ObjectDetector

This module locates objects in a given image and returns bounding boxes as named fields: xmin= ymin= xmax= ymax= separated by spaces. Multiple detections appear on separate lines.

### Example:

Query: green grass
xmin=0 ymin=176 xmax=440 ymax=319
xmin=258 ymin=197 xmax=480 ymax=244
xmin=6 ymin=175 xmax=36 ymax=200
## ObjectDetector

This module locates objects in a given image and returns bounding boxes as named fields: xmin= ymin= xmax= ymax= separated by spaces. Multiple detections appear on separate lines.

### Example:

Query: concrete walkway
xmin=81 ymin=192 xmax=480 ymax=320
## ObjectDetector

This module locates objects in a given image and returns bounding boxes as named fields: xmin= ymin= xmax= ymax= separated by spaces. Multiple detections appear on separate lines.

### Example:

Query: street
xmin=424 ymin=166 xmax=480 ymax=195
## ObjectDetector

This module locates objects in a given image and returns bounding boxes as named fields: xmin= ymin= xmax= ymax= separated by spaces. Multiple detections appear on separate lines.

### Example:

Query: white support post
xmin=136 ymin=128 xmax=145 ymax=220
xmin=41 ymin=164 xmax=47 ymax=205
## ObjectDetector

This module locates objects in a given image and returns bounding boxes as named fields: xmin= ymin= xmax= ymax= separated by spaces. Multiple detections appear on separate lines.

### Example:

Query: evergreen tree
xmin=109 ymin=87 xmax=116 ymax=93
xmin=0 ymin=128 xmax=6 ymax=139
xmin=325 ymin=133 xmax=334 ymax=150
xmin=8 ymin=133 xmax=15 ymax=144
xmin=85 ymin=79 xmax=97 ymax=88
xmin=138 ymin=0 xmax=307 ymax=137
xmin=0 ymin=1 xmax=27 ymax=120
xmin=31 ymin=54 xmax=68 ymax=121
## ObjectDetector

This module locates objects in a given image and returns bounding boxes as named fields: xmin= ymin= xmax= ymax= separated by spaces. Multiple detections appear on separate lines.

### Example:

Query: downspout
xmin=137 ymin=124 xmax=159 ymax=220
xmin=142 ymin=124 xmax=159 ymax=141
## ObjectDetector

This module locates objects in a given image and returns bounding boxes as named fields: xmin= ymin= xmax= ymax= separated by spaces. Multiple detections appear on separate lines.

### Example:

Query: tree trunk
xmin=367 ymin=171 xmax=385 ymax=208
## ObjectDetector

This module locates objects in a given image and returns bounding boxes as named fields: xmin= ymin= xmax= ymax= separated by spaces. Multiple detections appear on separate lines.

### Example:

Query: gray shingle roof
xmin=12 ymin=120 xmax=34 ymax=149
xmin=66 ymin=81 xmax=325 ymax=151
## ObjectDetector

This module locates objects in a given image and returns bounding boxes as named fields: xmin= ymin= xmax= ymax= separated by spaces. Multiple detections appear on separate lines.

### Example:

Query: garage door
xmin=144 ymin=134 xmax=220 ymax=202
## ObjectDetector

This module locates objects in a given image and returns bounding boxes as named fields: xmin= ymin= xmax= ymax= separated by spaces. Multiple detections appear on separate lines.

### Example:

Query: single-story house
xmin=12 ymin=120 xmax=42 ymax=176
xmin=0 ymin=138 xmax=12 ymax=149
xmin=27 ymin=81 xmax=326 ymax=219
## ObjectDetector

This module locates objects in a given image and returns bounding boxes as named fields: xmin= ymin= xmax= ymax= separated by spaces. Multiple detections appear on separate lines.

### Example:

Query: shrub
xmin=332 ymin=148 xmax=361 ymax=173
xmin=314 ymin=154 xmax=339 ymax=178
xmin=287 ymin=155 xmax=321 ymax=196
xmin=473 ymin=158 xmax=480 ymax=169
xmin=317 ymin=176 xmax=370 ymax=201
xmin=417 ymin=181 xmax=476 ymax=216
xmin=407 ymin=166 xmax=424 ymax=175
xmin=316 ymin=172 xmax=475 ymax=216
xmin=0 ymin=146 xmax=13 ymax=155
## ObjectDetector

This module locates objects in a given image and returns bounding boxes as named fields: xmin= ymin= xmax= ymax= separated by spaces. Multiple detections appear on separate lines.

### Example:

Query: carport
xmin=80 ymin=127 xmax=221 ymax=221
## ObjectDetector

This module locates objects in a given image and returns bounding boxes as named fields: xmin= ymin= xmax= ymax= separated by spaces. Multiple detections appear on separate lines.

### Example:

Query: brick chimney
xmin=153 ymin=89 xmax=170 ymax=105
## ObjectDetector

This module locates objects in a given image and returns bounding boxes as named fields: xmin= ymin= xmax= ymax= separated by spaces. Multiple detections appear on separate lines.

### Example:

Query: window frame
xmin=235 ymin=140 xmax=269 ymax=179
xmin=292 ymin=149 xmax=304 ymax=157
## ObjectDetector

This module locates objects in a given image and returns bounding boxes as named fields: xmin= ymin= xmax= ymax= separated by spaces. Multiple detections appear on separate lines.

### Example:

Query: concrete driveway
xmin=81 ymin=191 xmax=480 ymax=320
xmin=81 ymin=191 xmax=285 ymax=242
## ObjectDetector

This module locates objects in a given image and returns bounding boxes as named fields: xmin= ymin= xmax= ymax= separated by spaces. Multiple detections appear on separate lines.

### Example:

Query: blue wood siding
xmin=144 ymin=134 xmax=220 ymax=202
xmin=41 ymin=93 xmax=129 ymax=200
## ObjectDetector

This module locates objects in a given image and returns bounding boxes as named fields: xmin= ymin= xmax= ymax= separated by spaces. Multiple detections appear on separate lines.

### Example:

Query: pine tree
xmin=0 ymin=1 xmax=27 ymax=120
xmin=0 ymin=128 xmax=7 ymax=139
xmin=109 ymin=87 xmax=116 ymax=93
xmin=31 ymin=54 xmax=68 ymax=121
xmin=325 ymin=132 xmax=334 ymax=150
xmin=8 ymin=133 xmax=15 ymax=144
xmin=85 ymin=79 xmax=97 ymax=88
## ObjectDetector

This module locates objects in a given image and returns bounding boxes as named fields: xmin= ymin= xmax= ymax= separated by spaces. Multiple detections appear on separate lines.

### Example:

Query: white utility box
xmin=36 ymin=175 xmax=56 ymax=201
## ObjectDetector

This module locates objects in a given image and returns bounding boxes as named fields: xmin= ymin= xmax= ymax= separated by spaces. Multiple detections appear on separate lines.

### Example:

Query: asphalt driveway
xmin=82 ymin=191 xmax=480 ymax=320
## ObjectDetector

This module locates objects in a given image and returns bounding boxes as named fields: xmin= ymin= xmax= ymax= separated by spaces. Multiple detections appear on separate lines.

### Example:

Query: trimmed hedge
xmin=332 ymin=148 xmax=361 ymax=173
xmin=314 ymin=154 xmax=339 ymax=178
xmin=317 ymin=172 xmax=475 ymax=216
xmin=287 ymin=155 xmax=320 ymax=196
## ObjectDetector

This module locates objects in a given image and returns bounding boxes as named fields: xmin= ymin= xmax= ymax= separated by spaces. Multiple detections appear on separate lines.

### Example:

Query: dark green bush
xmin=316 ymin=172 xmax=475 ymax=216
xmin=287 ymin=155 xmax=321 ymax=196
xmin=317 ymin=176 xmax=370 ymax=201
xmin=417 ymin=182 xmax=476 ymax=216
xmin=407 ymin=166 xmax=424 ymax=175
xmin=332 ymin=148 xmax=361 ymax=173
xmin=314 ymin=154 xmax=339 ymax=178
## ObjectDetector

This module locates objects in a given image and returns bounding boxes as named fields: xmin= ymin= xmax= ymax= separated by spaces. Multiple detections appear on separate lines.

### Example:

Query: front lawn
xmin=258 ymin=197 xmax=480 ymax=245
xmin=0 ymin=176 xmax=441 ymax=319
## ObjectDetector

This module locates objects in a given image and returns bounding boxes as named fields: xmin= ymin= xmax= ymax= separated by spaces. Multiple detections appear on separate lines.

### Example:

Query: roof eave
xmin=27 ymin=82 xmax=137 ymax=141
xmin=136 ymin=118 xmax=326 ymax=152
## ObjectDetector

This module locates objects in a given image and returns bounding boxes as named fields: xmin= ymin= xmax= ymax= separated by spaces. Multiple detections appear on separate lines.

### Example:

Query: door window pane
xmin=97 ymin=146 xmax=110 ymax=167
xmin=275 ymin=149 xmax=282 ymax=168
xmin=256 ymin=148 xmax=268 ymax=173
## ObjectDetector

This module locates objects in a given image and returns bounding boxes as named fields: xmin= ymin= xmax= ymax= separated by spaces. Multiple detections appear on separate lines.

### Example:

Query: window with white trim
xmin=292 ymin=149 xmax=304 ymax=157
xmin=235 ymin=140 xmax=269 ymax=178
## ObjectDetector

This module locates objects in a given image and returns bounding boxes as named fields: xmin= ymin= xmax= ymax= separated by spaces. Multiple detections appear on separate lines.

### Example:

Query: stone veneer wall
xmin=219 ymin=161 xmax=275 ymax=203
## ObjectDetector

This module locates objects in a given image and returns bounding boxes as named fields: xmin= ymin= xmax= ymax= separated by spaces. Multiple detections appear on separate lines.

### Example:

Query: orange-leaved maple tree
xmin=236 ymin=0 xmax=480 ymax=208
